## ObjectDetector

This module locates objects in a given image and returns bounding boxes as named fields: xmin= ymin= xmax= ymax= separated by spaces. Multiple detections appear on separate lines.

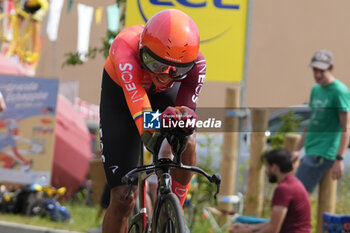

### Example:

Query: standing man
xmin=230 ymin=149 xmax=312 ymax=233
xmin=295 ymin=50 xmax=350 ymax=193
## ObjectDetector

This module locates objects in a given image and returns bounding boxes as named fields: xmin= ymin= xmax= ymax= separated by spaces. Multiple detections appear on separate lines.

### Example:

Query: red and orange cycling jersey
xmin=104 ymin=25 xmax=206 ymax=135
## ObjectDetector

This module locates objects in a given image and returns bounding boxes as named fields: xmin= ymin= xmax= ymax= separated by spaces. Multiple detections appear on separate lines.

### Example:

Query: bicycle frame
xmin=122 ymin=131 xmax=221 ymax=233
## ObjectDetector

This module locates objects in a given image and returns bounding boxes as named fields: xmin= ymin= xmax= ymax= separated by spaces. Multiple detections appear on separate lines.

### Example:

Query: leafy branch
xmin=62 ymin=0 xmax=126 ymax=68
xmin=268 ymin=110 xmax=302 ymax=149
xmin=61 ymin=47 xmax=99 ymax=68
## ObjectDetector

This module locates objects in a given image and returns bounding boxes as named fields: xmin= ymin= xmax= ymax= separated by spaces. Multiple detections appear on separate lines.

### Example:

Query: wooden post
xmin=218 ymin=88 xmax=240 ymax=225
xmin=316 ymin=169 xmax=337 ymax=233
xmin=245 ymin=109 xmax=268 ymax=217
xmin=283 ymin=133 xmax=301 ymax=172
xmin=284 ymin=133 xmax=300 ymax=151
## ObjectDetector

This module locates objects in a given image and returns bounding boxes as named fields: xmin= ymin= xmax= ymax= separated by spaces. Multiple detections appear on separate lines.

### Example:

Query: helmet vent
xmin=179 ymin=56 xmax=184 ymax=59
xmin=167 ymin=46 xmax=171 ymax=50
xmin=166 ymin=52 xmax=170 ymax=56
xmin=168 ymin=39 xmax=172 ymax=43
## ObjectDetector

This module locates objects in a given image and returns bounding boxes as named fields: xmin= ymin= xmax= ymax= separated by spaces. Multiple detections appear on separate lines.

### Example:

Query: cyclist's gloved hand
xmin=161 ymin=106 xmax=198 ymax=134
xmin=177 ymin=106 xmax=198 ymax=133
xmin=161 ymin=106 xmax=180 ymax=129
xmin=141 ymin=130 xmax=164 ymax=155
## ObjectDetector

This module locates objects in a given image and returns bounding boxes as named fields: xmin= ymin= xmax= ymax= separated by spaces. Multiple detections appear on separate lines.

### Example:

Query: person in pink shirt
xmin=230 ymin=148 xmax=312 ymax=233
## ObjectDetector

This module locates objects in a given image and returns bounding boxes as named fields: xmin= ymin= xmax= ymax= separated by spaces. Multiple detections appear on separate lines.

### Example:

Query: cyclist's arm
xmin=108 ymin=31 xmax=153 ymax=135
xmin=249 ymin=206 xmax=287 ymax=233
xmin=117 ymin=61 xmax=152 ymax=135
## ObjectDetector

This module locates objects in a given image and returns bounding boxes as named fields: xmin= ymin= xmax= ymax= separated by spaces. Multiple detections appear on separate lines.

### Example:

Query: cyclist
xmin=0 ymin=119 xmax=32 ymax=170
xmin=17 ymin=0 xmax=49 ymax=63
xmin=99 ymin=9 xmax=206 ymax=233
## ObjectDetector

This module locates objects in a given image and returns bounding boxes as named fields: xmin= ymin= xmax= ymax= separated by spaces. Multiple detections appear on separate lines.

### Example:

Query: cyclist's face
xmin=150 ymin=73 xmax=173 ymax=89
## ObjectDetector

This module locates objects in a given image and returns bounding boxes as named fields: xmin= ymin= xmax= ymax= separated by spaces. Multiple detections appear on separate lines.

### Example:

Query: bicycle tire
xmin=128 ymin=213 xmax=149 ymax=233
xmin=153 ymin=193 xmax=188 ymax=233
xmin=129 ymin=224 xmax=141 ymax=233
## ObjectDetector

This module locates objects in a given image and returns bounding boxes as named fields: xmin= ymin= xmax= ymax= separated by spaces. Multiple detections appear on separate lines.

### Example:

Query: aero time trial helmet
xmin=140 ymin=9 xmax=200 ymax=80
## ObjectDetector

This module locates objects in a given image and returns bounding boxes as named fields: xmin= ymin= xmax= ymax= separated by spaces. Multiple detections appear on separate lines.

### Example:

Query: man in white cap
xmin=295 ymin=50 xmax=350 ymax=193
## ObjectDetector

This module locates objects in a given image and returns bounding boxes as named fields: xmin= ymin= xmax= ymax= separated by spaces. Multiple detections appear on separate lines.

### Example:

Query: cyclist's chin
xmin=151 ymin=75 xmax=172 ymax=88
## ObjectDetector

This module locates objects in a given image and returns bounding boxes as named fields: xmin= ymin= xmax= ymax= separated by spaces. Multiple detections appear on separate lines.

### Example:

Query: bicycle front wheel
xmin=129 ymin=221 xmax=141 ymax=233
xmin=153 ymin=193 xmax=187 ymax=233
xmin=129 ymin=213 xmax=146 ymax=233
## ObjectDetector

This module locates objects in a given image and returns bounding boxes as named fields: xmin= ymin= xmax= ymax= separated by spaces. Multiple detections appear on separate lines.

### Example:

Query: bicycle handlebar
xmin=122 ymin=158 xmax=221 ymax=199
xmin=142 ymin=129 xmax=192 ymax=165
xmin=124 ymin=129 xmax=221 ymax=200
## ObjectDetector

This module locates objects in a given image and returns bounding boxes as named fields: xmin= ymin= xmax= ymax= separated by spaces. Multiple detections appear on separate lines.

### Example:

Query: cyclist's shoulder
xmin=196 ymin=51 xmax=206 ymax=61
xmin=194 ymin=51 xmax=206 ymax=69
xmin=180 ymin=51 xmax=206 ymax=83
xmin=109 ymin=25 xmax=144 ymax=57
xmin=115 ymin=25 xmax=144 ymax=43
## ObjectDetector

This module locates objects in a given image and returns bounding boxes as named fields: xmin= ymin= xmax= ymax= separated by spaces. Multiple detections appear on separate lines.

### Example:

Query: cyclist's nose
xmin=160 ymin=66 xmax=176 ymax=75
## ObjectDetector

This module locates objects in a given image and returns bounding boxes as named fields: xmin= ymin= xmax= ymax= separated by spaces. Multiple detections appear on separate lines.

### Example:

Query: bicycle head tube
xmin=156 ymin=170 xmax=172 ymax=195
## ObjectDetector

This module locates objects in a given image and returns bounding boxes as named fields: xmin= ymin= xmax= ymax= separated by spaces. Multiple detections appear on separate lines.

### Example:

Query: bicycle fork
xmin=156 ymin=160 xmax=173 ymax=195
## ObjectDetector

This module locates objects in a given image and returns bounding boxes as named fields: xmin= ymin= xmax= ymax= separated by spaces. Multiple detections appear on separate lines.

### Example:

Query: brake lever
xmin=121 ymin=176 xmax=135 ymax=200
xmin=211 ymin=174 xmax=221 ymax=200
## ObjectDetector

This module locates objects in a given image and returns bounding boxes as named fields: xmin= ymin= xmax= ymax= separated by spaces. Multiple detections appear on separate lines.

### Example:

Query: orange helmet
xmin=140 ymin=9 xmax=200 ymax=65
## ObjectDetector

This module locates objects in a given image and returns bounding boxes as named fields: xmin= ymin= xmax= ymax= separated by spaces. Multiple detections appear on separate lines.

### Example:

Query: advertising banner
xmin=0 ymin=75 xmax=59 ymax=185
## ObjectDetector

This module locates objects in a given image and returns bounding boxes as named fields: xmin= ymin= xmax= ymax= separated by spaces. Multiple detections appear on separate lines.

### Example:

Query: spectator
xmin=230 ymin=148 xmax=312 ymax=233
xmin=17 ymin=0 xmax=49 ymax=63
xmin=295 ymin=50 xmax=350 ymax=193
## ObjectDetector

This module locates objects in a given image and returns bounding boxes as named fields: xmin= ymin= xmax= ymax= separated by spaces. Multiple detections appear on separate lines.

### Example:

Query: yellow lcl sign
xmin=126 ymin=0 xmax=249 ymax=83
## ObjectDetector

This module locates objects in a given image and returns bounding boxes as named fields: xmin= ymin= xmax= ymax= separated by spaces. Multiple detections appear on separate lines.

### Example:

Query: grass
xmin=0 ymin=202 xmax=218 ymax=233
xmin=0 ymin=203 xmax=99 ymax=232
xmin=1 ymin=170 xmax=350 ymax=233
xmin=1 ymin=191 xmax=350 ymax=233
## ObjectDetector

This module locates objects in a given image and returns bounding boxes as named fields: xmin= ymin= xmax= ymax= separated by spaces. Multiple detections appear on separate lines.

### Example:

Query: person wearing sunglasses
xmin=99 ymin=9 xmax=206 ymax=233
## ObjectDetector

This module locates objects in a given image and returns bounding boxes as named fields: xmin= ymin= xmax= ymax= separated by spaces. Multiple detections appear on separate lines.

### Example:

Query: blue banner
xmin=0 ymin=75 xmax=59 ymax=185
